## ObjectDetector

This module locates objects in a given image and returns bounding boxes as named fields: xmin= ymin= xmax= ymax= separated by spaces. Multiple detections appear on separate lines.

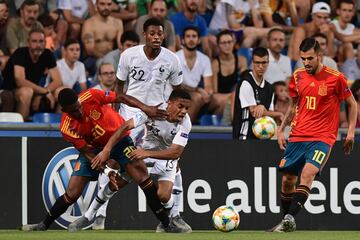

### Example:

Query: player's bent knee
xmin=106 ymin=159 xmax=120 ymax=170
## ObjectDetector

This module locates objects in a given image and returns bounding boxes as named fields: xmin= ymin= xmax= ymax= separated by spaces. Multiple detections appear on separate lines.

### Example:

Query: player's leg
xmin=21 ymin=176 xmax=89 ymax=231
xmin=281 ymin=173 xmax=297 ymax=217
xmin=92 ymin=173 xmax=110 ymax=230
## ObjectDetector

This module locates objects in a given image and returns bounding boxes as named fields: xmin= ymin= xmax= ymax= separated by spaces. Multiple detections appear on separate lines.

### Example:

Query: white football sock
xmin=170 ymin=169 xmax=183 ymax=217
xmin=95 ymin=173 xmax=110 ymax=217
xmin=84 ymin=182 xmax=116 ymax=221
xmin=162 ymin=195 xmax=174 ymax=211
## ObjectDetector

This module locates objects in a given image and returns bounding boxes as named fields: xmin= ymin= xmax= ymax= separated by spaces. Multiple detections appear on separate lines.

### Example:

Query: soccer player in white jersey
xmin=93 ymin=17 xmax=188 ymax=230
xmin=68 ymin=89 xmax=192 ymax=233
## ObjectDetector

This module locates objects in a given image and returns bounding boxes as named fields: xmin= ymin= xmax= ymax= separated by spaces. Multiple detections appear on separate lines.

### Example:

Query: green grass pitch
xmin=1 ymin=230 xmax=360 ymax=240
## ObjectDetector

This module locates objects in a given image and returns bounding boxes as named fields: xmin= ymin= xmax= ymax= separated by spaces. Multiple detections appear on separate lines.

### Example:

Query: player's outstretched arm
xmin=91 ymin=119 xmax=135 ymax=169
xmin=344 ymin=94 xmax=357 ymax=155
xmin=277 ymin=97 xmax=298 ymax=150
xmin=129 ymin=144 xmax=185 ymax=161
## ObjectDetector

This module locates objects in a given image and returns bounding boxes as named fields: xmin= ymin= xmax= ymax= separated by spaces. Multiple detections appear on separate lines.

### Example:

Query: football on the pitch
xmin=212 ymin=205 xmax=240 ymax=232
xmin=252 ymin=116 xmax=277 ymax=139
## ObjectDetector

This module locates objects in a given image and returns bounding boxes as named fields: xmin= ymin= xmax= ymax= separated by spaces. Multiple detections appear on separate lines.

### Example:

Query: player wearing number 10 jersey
xmin=269 ymin=38 xmax=358 ymax=233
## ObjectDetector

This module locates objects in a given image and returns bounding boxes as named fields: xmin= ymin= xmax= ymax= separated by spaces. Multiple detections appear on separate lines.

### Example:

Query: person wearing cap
xmin=288 ymin=1 xmax=335 ymax=61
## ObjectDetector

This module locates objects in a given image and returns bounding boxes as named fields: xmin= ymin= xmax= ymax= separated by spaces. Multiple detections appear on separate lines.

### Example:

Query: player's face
xmin=97 ymin=0 xmax=112 ymax=17
xmin=144 ymin=25 xmax=164 ymax=50
xmin=21 ymin=4 xmax=39 ymax=27
xmin=64 ymin=43 xmax=81 ymax=63
xmin=167 ymin=98 xmax=191 ymax=122
xmin=268 ymin=31 xmax=286 ymax=54
xmin=337 ymin=3 xmax=354 ymax=23
xmin=150 ymin=1 xmax=167 ymax=20
xmin=62 ymin=101 xmax=84 ymax=120
xmin=252 ymin=55 xmax=269 ymax=78
xmin=28 ymin=32 xmax=45 ymax=57
xmin=218 ymin=34 xmax=234 ymax=55
xmin=300 ymin=48 xmax=321 ymax=75
xmin=183 ymin=29 xmax=200 ymax=50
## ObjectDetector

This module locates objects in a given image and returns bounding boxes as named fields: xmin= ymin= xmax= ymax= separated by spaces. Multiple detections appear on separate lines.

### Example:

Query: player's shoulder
xmin=323 ymin=66 xmax=342 ymax=77
xmin=293 ymin=67 xmax=306 ymax=75
xmin=122 ymin=45 xmax=143 ymax=56
xmin=160 ymin=47 xmax=178 ymax=59
xmin=78 ymin=89 xmax=104 ymax=103
xmin=60 ymin=115 xmax=81 ymax=138
xmin=180 ymin=114 xmax=192 ymax=130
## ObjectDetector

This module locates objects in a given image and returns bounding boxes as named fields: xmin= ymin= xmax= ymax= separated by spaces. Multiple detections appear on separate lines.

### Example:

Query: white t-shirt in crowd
xmin=58 ymin=0 xmax=96 ymax=19
xmin=264 ymin=50 xmax=292 ymax=84
xmin=57 ymin=59 xmax=87 ymax=88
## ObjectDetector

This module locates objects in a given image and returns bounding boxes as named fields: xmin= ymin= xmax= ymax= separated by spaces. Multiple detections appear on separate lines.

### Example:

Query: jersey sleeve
xmin=169 ymin=54 xmax=183 ymax=87
xmin=116 ymin=51 xmax=130 ymax=81
xmin=173 ymin=114 xmax=192 ymax=147
xmin=60 ymin=117 xmax=86 ymax=150
xmin=85 ymin=89 xmax=116 ymax=105
xmin=336 ymin=74 xmax=352 ymax=101
xmin=132 ymin=111 xmax=148 ymax=128
xmin=288 ymin=75 xmax=298 ymax=98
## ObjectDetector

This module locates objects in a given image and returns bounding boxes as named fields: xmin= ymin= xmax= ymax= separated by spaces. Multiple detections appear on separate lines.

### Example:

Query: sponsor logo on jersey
xmin=42 ymin=147 xmax=98 ymax=229
xmin=178 ymin=71 xmax=183 ymax=76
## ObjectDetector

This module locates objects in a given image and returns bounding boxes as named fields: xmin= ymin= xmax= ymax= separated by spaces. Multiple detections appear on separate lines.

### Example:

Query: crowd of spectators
xmin=0 ymin=0 xmax=359 ymax=128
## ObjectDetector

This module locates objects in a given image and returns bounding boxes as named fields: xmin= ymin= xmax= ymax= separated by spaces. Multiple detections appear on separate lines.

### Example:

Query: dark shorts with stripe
xmin=278 ymin=141 xmax=331 ymax=176
xmin=72 ymin=136 xmax=135 ymax=181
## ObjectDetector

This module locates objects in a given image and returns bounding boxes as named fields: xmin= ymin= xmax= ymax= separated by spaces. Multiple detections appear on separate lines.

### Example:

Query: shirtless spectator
xmin=288 ymin=2 xmax=334 ymax=61
xmin=331 ymin=0 xmax=360 ymax=62
xmin=135 ymin=0 xmax=176 ymax=52
xmin=82 ymin=0 xmax=123 ymax=76
xmin=58 ymin=0 xmax=95 ymax=39
xmin=6 ymin=0 xmax=43 ymax=54
xmin=111 ymin=0 xmax=138 ymax=30
xmin=0 ymin=0 xmax=9 ymax=70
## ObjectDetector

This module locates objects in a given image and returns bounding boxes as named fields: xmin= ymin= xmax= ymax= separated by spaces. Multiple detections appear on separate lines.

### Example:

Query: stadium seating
xmin=199 ymin=114 xmax=223 ymax=126
xmin=32 ymin=113 xmax=62 ymax=123
xmin=0 ymin=112 xmax=24 ymax=122
xmin=237 ymin=47 xmax=253 ymax=66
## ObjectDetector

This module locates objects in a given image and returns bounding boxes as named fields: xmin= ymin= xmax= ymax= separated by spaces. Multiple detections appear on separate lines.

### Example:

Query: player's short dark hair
xmin=120 ymin=30 xmax=140 ymax=44
xmin=150 ymin=0 xmax=168 ymax=8
xmin=299 ymin=37 xmax=321 ymax=53
xmin=58 ymin=88 xmax=78 ymax=107
xmin=267 ymin=28 xmax=285 ymax=39
xmin=64 ymin=38 xmax=80 ymax=48
xmin=252 ymin=47 xmax=269 ymax=58
xmin=312 ymin=32 xmax=328 ymax=44
xmin=183 ymin=26 xmax=200 ymax=39
xmin=216 ymin=29 xmax=233 ymax=43
xmin=38 ymin=14 xmax=54 ymax=27
xmin=28 ymin=28 xmax=45 ymax=39
xmin=143 ymin=17 xmax=164 ymax=32
xmin=169 ymin=89 xmax=191 ymax=101
xmin=337 ymin=0 xmax=355 ymax=8
xmin=21 ymin=0 xmax=39 ymax=10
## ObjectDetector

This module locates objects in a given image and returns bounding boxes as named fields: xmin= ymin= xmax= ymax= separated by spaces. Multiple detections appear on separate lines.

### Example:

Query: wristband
xmin=104 ymin=165 xmax=118 ymax=176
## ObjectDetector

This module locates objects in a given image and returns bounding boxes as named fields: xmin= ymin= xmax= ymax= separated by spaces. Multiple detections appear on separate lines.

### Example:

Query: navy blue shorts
xmin=278 ymin=141 xmax=331 ymax=175
xmin=72 ymin=136 xmax=135 ymax=180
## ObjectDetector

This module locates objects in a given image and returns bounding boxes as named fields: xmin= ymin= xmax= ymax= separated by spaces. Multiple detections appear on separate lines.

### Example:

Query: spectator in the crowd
xmin=350 ymin=80 xmax=360 ymax=128
xmin=0 ymin=70 xmax=15 ymax=112
xmin=264 ymin=28 xmax=292 ymax=84
xmin=135 ymin=0 xmax=176 ymax=52
xmin=57 ymin=39 xmax=87 ymax=91
xmin=341 ymin=44 xmax=360 ymax=80
xmin=273 ymin=81 xmax=290 ymax=118
xmin=208 ymin=0 xmax=269 ymax=48
xmin=92 ymin=62 xmax=116 ymax=91
xmin=331 ymin=0 xmax=360 ymax=62
xmin=58 ymin=0 xmax=95 ymax=40
xmin=82 ymin=0 xmax=123 ymax=77
xmin=97 ymin=30 xmax=139 ymax=73
xmin=259 ymin=0 xmax=299 ymax=31
xmin=232 ymin=47 xmax=283 ymax=140
xmin=0 ymin=0 xmax=9 ymax=70
xmin=6 ymin=0 xmax=43 ymax=54
xmin=295 ymin=33 xmax=338 ymax=70
xmin=288 ymin=2 xmax=334 ymax=61
xmin=38 ymin=13 xmax=59 ymax=52
xmin=209 ymin=29 xmax=247 ymax=116
xmin=111 ymin=0 xmax=138 ymax=30
xmin=1 ymin=28 xmax=62 ymax=119
xmin=170 ymin=0 xmax=211 ymax=57
xmin=174 ymin=26 xmax=213 ymax=122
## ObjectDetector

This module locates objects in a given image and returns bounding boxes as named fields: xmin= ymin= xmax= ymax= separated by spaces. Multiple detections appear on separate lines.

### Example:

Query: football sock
xmin=95 ymin=173 xmax=110 ymax=218
xmin=85 ymin=183 xmax=116 ymax=221
xmin=140 ymin=177 xmax=170 ymax=227
xmin=170 ymin=170 xmax=183 ymax=217
xmin=43 ymin=193 xmax=75 ymax=228
xmin=162 ymin=195 xmax=174 ymax=211
xmin=280 ymin=192 xmax=294 ymax=216
xmin=287 ymin=185 xmax=310 ymax=217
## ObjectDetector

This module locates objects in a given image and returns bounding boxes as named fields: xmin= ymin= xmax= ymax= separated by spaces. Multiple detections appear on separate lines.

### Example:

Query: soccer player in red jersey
xmin=269 ymin=38 xmax=358 ymax=232
xmin=21 ymin=88 xmax=183 ymax=233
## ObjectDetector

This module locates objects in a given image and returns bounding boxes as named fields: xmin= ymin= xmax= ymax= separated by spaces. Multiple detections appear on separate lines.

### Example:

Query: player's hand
xmin=277 ymin=130 xmax=287 ymax=150
xmin=128 ymin=148 xmax=147 ymax=161
xmin=143 ymin=104 xmax=168 ymax=119
xmin=91 ymin=149 xmax=110 ymax=169
xmin=343 ymin=136 xmax=354 ymax=155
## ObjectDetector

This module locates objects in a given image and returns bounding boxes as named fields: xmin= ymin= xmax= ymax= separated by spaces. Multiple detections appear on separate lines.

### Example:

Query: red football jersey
xmin=288 ymin=66 xmax=352 ymax=146
xmin=60 ymin=89 xmax=129 ymax=150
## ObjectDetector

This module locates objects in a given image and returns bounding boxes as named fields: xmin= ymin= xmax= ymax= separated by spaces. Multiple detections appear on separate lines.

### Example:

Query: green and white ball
xmin=252 ymin=116 xmax=277 ymax=139
xmin=212 ymin=205 xmax=240 ymax=232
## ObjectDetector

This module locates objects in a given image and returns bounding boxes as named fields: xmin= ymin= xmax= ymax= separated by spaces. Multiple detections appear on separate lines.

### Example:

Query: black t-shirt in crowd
xmin=2 ymin=47 xmax=56 ymax=90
